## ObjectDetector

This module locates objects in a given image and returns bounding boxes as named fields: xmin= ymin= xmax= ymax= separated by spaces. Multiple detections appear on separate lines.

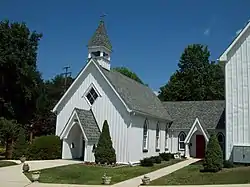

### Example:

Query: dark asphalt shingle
xmin=162 ymin=100 xmax=225 ymax=129
xmin=95 ymin=62 xmax=172 ymax=121
xmin=75 ymin=108 xmax=100 ymax=142
xmin=88 ymin=20 xmax=112 ymax=50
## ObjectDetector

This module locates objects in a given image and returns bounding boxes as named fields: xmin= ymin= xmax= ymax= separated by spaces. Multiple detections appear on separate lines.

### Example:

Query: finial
xmin=100 ymin=13 xmax=107 ymax=21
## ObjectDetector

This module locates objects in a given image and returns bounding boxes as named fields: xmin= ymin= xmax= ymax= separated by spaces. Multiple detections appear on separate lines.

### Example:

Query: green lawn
xmin=151 ymin=161 xmax=250 ymax=185
xmin=0 ymin=161 xmax=17 ymax=167
xmin=25 ymin=159 xmax=183 ymax=185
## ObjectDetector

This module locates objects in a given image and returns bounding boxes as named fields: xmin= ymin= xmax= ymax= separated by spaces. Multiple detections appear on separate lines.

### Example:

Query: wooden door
xmin=196 ymin=135 xmax=205 ymax=158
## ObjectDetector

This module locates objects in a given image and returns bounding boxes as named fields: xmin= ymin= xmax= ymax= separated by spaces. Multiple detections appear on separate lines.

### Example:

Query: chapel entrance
xmin=196 ymin=135 xmax=205 ymax=158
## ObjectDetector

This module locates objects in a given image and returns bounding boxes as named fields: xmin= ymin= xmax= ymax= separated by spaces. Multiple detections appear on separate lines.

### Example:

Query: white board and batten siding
xmin=128 ymin=115 xmax=168 ymax=163
xmin=223 ymin=23 xmax=250 ymax=162
xmin=55 ymin=62 xmax=130 ymax=163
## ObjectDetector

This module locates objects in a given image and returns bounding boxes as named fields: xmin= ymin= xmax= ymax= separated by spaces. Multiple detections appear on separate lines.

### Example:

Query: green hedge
xmin=140 ymin=157 xmax=154 ymax=167
xmin=159 ymin=152 xmax=173 ymax=161
xmin=26 ymin=135 xmax=62 ymax=160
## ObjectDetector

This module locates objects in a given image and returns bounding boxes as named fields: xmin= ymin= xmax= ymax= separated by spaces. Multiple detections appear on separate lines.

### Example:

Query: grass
xmin=151 ymin=161 xmax=250 ymax=185
xmin=0 ymin=161 xmax=17 ymax=168
xmin=25 ymin=159 xmax=183 ymax=185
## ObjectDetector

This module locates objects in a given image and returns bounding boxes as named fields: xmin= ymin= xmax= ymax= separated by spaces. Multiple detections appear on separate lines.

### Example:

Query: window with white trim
xmin=143 ymin=119 xmax=148 ymax=150
xmin=178 ymin=132 xmax=186 ymax=150
xmin=86 ymin=87 xmax=98 ymax=105
xmin=156 ymin=122 xmax=160 ymax=150
xmin=165 ymin=124 xmax=168 ymax=150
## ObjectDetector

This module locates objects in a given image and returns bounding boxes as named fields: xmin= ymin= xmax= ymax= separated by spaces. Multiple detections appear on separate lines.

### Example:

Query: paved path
xmin=1 ymin=158 xmax=247 ymax=187
xmin=0 ymin=159 xmax=82 ymax=187
xmin=112 ymin=158 xmax=200 ymax=187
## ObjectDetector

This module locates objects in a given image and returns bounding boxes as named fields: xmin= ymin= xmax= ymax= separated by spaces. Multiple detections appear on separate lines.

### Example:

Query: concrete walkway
xmin=112 ymin=158 xmax=200 ymax=187
xmin=0 ymin=159 xmax=82 ymax=187
xmin=2 ymin=158 xmax=246 ymax=187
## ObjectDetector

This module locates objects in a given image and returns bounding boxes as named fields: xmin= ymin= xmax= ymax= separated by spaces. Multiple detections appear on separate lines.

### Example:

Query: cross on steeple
xmin=100 ymin=13 xmax=107 ymax=21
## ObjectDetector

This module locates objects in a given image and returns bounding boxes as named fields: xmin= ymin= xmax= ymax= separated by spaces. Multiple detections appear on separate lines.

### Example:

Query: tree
xmin=0 ymin=20 xmax=43 ymax=126
xmin=158 ymin=44 xmax=224 ymax=101
xmin=0 ymin=117 xmax=21 ymax=159
xmin=12 ymin=127 xmax=28 ymax=159
xmin=203 ymin=134 xmax=223 ymax=172
xmin=94 ymin=120 xmax=116 ymax=164
xmin=113 ymin=67 xmax=144 ymax=84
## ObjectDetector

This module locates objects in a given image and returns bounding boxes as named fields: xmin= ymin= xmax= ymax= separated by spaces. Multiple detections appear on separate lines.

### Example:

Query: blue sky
xmin=1 ymin=1 xmax=249 ymax=91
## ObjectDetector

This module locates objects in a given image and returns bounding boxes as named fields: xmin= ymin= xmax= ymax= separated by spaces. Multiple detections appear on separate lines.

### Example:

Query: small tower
xmin=87 ymin=16 xmax=112 ymax=70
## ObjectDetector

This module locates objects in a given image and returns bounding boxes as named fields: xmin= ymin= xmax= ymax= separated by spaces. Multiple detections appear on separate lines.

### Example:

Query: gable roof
xmin=219 ymin=20 xmax=250 ymax=61
xmin=75 ymin=108 xmax=100 ymax=142
xmin=98 ymin=63 xmax=172 ymax=122
xmin=162 ymin=100 xmax=225 ymax=129
xmin=52 ymin=59 xmax=172 ymax=122
xmin=88 ymin=20 xmax=112 ymax=51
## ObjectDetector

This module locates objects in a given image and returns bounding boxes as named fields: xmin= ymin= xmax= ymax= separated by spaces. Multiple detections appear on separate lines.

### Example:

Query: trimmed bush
xmin=26 ymin=135 xmax=61 ymax=160
xmin=223 ymin=160 xmax=234 ymax=168
xmin=12 ymin=128 xmax=29 ymax=159
xmin=140 ymin=157 xmax=154 ymax=167
xmin=159 ymin=152 xmax=172 ymax=161
xmin=151 ymin=156 xmax=162 ymax=164
xmin=94 ymin=120 xmax=116 ymax=164
xmin=203 ymin=134 xmax=223 ymax=172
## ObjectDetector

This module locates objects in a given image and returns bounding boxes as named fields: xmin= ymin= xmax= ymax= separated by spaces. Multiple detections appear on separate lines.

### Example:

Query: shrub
xmin=140 ymin=157 xmax=154 ymax=167
xmin=94 ymin=120 xmax=116 ymax=164
xmin=12 ymin=128 xmax=29 ymax=159
xmin=203 ymin=134 xmax=223 ymax=172
xmin=26 ymin=135 xmax=61 ymax=160
xmin=223 ymin=160 xmax=234 ymax=168
xmin=151 ymin=156 xmax=162 ymax=164
xmin=159 ymin=152 xmax=172 ymax=161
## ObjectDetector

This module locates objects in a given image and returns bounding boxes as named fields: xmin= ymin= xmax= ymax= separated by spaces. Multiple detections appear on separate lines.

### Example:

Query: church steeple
xmin=87 ymin=16 xmax=112 ymax=70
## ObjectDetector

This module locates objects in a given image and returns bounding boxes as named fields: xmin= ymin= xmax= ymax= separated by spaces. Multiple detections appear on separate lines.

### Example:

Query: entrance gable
xmin=60 ymin=110 xmax=88 ymax=141
xmin=184 ymin=118 xmax=209 ymax=144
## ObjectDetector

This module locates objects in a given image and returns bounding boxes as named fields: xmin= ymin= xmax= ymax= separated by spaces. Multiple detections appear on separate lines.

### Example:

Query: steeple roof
xmin=88 ymin=20 xmax=112 ymax=51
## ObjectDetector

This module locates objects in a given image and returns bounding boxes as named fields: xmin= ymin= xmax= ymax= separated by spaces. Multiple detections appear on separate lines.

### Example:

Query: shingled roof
xmin=162 ymin=100 xmax=225 ymax=129
xmin=88 ymin=20 xmax=112 ymax=51
xmin=96 ymin=61 xmax=172 ymax=122
xmin=75 ymin=108 xmax=100 ymax=142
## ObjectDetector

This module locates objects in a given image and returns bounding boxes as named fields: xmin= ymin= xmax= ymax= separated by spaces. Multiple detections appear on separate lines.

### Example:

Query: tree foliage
xmin=203 ymin=134 xmax=223 ymax=172
xmin=94 ymin=120 xmax=116 ymax=164
xmin=158 ymin=44 xmax=224 ymax=101
xmin=0 ymin=20 xmax=43 ymax=125
xmin=30 ymin=75 xmax=74 ymax=136
xmin=113 ymin=67 xmax=144 ymax=84
xmin=12 ymin=127 xmax=29 ymax=159
xmin=26 ymin=135 xmax=62 ymax=160
xmin=0 ymin=117 xmax=21 ymax=158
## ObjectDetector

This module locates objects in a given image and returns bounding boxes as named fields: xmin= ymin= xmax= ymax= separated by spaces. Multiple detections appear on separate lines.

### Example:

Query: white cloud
xmin=204 ymin=28 xmax=210 ymax=36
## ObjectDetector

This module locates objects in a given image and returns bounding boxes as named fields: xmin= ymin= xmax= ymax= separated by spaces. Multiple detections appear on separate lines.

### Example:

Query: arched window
xmin=165 ymin=124 xmax=168 ymax=150
xmin=217 ymin=133 xmax=225 ymax=156
xmin=156 ymin=122 xmax=160 ymax=150
xmin=178 ymin=132 xmax=186 ymax=150
xmin=143 ymin=119 xmax=149 ymax=150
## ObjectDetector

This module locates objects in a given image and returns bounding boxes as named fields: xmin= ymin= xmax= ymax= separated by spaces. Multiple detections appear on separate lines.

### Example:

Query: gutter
xmin=130 ymin=110 xmax=172 ymax=123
